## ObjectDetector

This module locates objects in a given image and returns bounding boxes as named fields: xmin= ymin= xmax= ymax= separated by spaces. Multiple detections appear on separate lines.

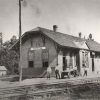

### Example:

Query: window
xmin=42 ymin=49 xmax=49 ymax=67
xmin=74 ymin=54 xmax=76 ymax=66
xmin=82 ymin=51 xmax=89 ymax=67
xmin=82 ymin=52 xmax=85 ymax=67
xmin=85 ymin=52 xmax=89 ymax=67
xmin=42 ymin=49 xmax=48 ymax=60
xmin=28 ymin=51 xmax=35 ymax=60
xmin=69 ymin=54 xmax=73 ymax=69
xmin=28 ymin=51 xmax=35 ymax=68
xmin=90 ymin=52 xmax=95 ymax=58
xmin=43 ymin=61 xmax=48 ymax=68
xmin=28 ymin=61 xmax=34 ymax=68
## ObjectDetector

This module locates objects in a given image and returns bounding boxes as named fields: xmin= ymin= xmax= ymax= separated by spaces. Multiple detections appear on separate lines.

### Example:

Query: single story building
xmin=0 ymin=66 xmax=7 ymax=76
xmin=12 ymin=25 xmax=100 ymax=78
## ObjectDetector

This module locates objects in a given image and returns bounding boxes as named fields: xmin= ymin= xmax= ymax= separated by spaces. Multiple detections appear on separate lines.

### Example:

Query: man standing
xmin=83 ymin=64 xmax=87 ymax=76
xmin=55 ymin=64 xmax=60 ymax=79
xmin=47 ymin=67 xmax=52 ymax=79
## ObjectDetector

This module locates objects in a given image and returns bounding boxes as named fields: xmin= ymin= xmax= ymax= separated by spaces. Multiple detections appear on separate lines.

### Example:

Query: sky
xmin=0 ymin=0 xmax=100 ymax=43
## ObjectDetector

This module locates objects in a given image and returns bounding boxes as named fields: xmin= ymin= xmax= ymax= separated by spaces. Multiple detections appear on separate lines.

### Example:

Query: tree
xmin=0 ymin=35 xmax=19 ymax=75
xmin=3 ymin=35 xmax=17 ymax=49
xmin=0 ymin=48 xmax=19 ymax=74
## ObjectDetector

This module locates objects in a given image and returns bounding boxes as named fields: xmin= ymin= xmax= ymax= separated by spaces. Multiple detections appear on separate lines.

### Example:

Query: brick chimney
xmin=89 ymin=33 xmax=92 ymax=39
xmin=79 ymin=32 xmax=82 ymax=38
xmin=53 ymin=25 xmax=58 ymax=32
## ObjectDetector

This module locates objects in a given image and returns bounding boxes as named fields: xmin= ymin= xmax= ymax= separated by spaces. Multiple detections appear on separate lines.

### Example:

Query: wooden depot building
xmin=12 ymin=25 xmax=100 ymax=78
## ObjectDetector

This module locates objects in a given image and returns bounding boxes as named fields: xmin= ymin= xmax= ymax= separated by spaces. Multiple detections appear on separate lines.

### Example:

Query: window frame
xmin=28 ymin=50 xmax=35 ymax=68
xmin=42 ymin=49 xmax=49 ymax=67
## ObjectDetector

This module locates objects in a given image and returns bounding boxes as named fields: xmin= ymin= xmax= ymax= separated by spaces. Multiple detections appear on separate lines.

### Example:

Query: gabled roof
xmin=86 ymin=40 xmax=100 ymax=52
xmin=11 ymin=27 xmax=100 ymax=52
xmin=28 ymin=27 xmax=85 ymax=49
xmin=74 ymin=41 xmax=88 ymax=50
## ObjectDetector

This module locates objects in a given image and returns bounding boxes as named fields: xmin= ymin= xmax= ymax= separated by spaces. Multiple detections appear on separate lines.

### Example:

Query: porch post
xmin=79 ymin=50 xmax=82 ymax=76
xmin=58 ymin=50 xmax=63 ymax=71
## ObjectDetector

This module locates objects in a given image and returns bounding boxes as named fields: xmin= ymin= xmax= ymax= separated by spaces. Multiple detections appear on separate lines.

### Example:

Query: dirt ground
xmin=0 ymin=74 xmax=100 ymax=88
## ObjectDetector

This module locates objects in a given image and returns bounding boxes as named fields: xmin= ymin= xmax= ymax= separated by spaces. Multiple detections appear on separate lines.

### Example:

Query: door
xmin=63 ymin=56 xmax=67 ymax=70
xmin=76 ymin=53 xmax=80 ymax=72
xmin=92 ymin=58 xmax=94 ymax=71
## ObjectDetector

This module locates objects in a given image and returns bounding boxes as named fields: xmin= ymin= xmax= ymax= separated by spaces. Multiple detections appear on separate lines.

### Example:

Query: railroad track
xmin=0 ymin=77 xmax=100 ymax=98
xmin=0 ymin=84 xmax=68 ymax=98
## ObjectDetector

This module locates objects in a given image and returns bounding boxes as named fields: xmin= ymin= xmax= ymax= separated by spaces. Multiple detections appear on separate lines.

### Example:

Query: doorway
xmin=92 ymin=58 xmax=94 ymax=71
xmin=63 ymin=56 xmax=67 ymax=70
xmin=76 ymin=53 xmax=80 ymax=72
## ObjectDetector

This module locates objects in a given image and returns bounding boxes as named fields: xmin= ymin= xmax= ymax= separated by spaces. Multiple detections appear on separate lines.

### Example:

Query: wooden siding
xmin=21 ymin=33 xmax=57 ymax=69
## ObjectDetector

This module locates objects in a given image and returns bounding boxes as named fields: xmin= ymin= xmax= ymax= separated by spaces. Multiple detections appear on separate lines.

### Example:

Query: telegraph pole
xmin=0 ymin=32 xmax=3 ymax=49
xmin=19 ymin=0 xmax=22 ymax=82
